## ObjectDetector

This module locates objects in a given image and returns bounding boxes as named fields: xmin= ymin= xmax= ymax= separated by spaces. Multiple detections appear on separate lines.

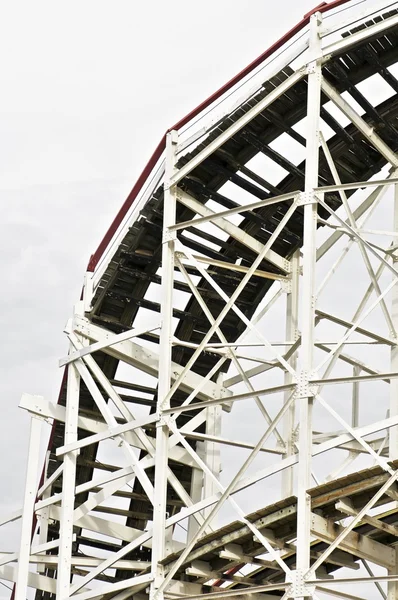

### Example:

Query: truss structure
xmin=6 ymin=1 xmax=398 ymax=599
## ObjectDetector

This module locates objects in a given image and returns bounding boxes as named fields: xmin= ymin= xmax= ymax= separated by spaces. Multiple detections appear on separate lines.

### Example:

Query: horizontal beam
xmin=175 ymin=189 xmax=298 ymax=227
xmin=175 ymin=189 xmax=292 ymax=273
xmin=162 ymin=383 xmax=294 ymax=415
xmin=316 ymin=177 xmax=398 ymax=194
xmin=59 ymin=322 xmax=160 ymax=367
xmin=49 ymin=505 xmax=144 ymax=544
xmin=311 ymin=513 xmax=395 ymax=569
xmin=0 ymin=554 xmax=150 ymax=570
xmin=311 ymin=371 xmax=398 ymax=385
xmin=176 ymin=251 xmax=287 ymax=280
xmin=336 ymin=498 xmax=398 ymax=537
xmin=182 ymin=430 xmax=284 ymax=455
xmin=166 ymin=581 xmax=287 ymax=600
xmin=20 ymin=394 xmax=198 ymax=470
xmin=55 ymin=413 xmax=159 ymax=456
xmin=73 ymin=316 xmax=231 ymax=402
xmin=0 ymin=564 xmax=88 ymax=595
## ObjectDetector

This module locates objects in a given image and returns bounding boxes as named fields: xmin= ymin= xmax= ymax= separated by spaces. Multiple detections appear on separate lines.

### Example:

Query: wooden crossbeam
xmin=311 ymin=513 xmax=395 ymax=569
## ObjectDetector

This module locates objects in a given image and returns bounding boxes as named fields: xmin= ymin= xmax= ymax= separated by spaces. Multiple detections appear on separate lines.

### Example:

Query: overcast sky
xmin=1 ymin=1 xmax=387 ymax=598
xmin=0 ymin=0 xmax=318 ymax=510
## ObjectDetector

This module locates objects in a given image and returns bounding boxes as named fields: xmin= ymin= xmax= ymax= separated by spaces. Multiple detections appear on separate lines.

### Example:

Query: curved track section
xmin=5 ymin=2 xmax=398 ymax=600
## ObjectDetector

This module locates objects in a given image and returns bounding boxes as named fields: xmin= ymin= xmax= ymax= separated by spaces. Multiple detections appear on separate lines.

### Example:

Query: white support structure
xmin=15 ymin=415 xmax=42 ymax=600
xmin=56 ymin=351 xmax=80 ymax=600
xmin=282 ymin=249 xmax=300 ymax=497
xmin=150 ymin=130 xmax=179 ymax=600
xmin=8 ymin=3 xmax=398 ymax=600
xmin=293 ymin=14 xmax=323 ymax=599
xmin=390 ymin=183 xmax=398 ymax=461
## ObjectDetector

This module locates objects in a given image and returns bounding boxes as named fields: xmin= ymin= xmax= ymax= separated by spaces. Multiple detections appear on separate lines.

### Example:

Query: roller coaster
xmin=4 ymin=1 xmax=398 ymax=599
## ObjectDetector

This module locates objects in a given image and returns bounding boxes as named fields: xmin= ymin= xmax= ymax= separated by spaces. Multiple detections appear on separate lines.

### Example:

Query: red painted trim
xmin=87 ymin=0 xmax=352 ymax=273
xmin=213 ymin=564 xmax=244 ymax=588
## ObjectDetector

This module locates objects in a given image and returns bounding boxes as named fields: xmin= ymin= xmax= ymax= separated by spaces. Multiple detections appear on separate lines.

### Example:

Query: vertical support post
xmin=295 ymin=12 xmax=322 ymax=598
xmin=56 ymin=309 xmax=81 ymax=600
xmin=150 ymin=130 xmax=178 ymax=600
xmin=390 ymin=182 xmax=398 ymax=460
xmin=282 ymin=249 xmax=300 ymax=497
xmin=352 ymin=366 xmax=360 ymax=428
xmin=389 ymin=185 xmax=398 ymax=600
xmin=187 ymin=444 xmax=204 ymax=543
xmin=83 ymin=272 xmax=94 ymax=314
xmin=37 ymin=451 xmax=51 ymax=574
xmin=203 ymin=403 xmax=222 ymax=515
xmin=187 ymin=394 xmax=221 ymax=541
xmin=15 ymin=414 xmax=42 ymax=600
xmin=388 ymin=546 xmax=398 ymax=600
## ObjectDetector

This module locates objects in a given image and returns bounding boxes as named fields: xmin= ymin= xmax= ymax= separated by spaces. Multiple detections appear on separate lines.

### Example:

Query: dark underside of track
xmin=36 ymin=10 xmax=398 ymax=599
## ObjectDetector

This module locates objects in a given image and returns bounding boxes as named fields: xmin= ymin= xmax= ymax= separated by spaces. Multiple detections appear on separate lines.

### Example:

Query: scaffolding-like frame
xmin=5 ymin=2 xmax=398 ymax=600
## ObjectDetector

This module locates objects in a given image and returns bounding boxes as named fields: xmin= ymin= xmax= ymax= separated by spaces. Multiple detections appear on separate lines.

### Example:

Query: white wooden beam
xmin=336 ymin=498 xmax=398 ymax=537
xmin=15 ymin=415 xmax=42 ymax=600
xmin=176 ymin=189 xmax=291 ymax=273
xmin=311 ymin=513 xmax=395 ymax=569
xmin=73 ymin=315 xmax=231 ymax=402
xmin=19 ymin=393 xmax=195 ymax=468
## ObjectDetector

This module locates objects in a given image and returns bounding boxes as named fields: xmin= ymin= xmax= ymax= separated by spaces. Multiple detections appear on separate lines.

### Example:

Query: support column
xmin=203 ymin=404 xmax=222 ymax=513
xmin=15 ymin=414 xmax=42 ymax=600
xmin=56 ymin=308 xmax=81 ymax=600
xmin=83 ymin=271 xmax=94 ymax=314
xmin=37 ymin=451 xmax=51 ymax=574
xmin=187 ymin=401 xmax=221 ymax=541
xmin=187 ymin=444 xmax=204 ymax=543
xmin=294 ymin=12 xmax=322 ymax=599
xmin=352 ymin=366 xmax=360 ymax=429
xmin=150 ymin=130 xmax=178 ymax=600
xmin=282 ymin=249 xmax=300 ymax=498
xmin=390 ymin=183 xmax=398 ymax=460
xmin=388 ymin=186 xmax=398 ymax=600
xmin=388 ymin=546 xmax=398 ymax=600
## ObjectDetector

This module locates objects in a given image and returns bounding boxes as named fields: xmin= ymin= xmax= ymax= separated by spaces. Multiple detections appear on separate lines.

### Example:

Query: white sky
xmin=1 ymin=1 xmax=390 ymax=598
xmin=0 ymin=0 xmax=317 ymax=510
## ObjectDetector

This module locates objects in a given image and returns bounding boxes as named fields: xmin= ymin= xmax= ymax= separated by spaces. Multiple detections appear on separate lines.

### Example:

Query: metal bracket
xmin=162 ymin=227 xmax=177 ymax=243
xmin=306 ymin=61 xmax=317 ymax=75
xmin=83 ymin=272 xmax=94 ymax=314
xmin=297 ymin=191 xmax=321 ymax=206
xmin=286 ymin=569 xmax=314 ymax=598
xmin=295 ymin=371 xmax=317 ymax=398
xmin=157 ymin=415 xmax=169 ymax=427
xmin=281 ymin=276 xmax=293 ymax=294
xmin=282 ymin=257 xmax=291 ymax=273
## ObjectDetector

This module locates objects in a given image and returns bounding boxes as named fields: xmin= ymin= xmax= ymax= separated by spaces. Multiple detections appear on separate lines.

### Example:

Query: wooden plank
xmin=311 ymin=513 xmax=395 ymax=569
